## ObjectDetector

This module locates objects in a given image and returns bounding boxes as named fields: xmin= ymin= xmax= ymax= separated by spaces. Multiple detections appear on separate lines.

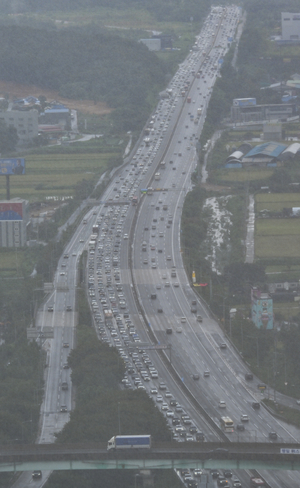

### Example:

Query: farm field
xmin=255 ymin=219 xmax=300 ymax=258
xmin=0 ymin=152 xmax=117 ymax=202
xmin=218 ymin=169 xmax=273 ymax=182
xmin=256 ymin=193 xmax=300 ymax=212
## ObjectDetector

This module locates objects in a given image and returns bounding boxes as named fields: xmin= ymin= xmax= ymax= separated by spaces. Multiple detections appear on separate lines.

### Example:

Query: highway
xmin=19 ymin=5 xmax=300 ymax=488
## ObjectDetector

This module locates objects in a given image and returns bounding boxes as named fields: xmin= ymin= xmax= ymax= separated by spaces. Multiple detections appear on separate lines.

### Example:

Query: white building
xmin=0 ymin=110 xmax=38 ymax=143
xmin=281 ymin=12 xmax=300 ymax=41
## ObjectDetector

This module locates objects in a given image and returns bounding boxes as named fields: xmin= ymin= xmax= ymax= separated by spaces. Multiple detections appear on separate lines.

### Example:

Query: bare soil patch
xmin=0 ymin=80 xmax=111 ymax=115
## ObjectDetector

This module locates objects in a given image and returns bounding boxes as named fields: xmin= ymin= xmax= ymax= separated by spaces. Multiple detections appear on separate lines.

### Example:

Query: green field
xmin=218 ymin=169 xmax=273 ymax=182
xmin=255 ymin=218 xmax=300 ymax=258
xmin=256 ymin=193 xmax=300 ymax=212
xmin=256 ymin=218 xmax=300 ymax=236
xmin=0 ymin=153 xmax=116 ymax=202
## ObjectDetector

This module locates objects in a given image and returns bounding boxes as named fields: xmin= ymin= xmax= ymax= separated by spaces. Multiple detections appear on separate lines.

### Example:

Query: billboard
xmin=0 ymin=158 xmax=25 ymax=175
xmin=0 ymin=202 xmax=23 ymax=220
xmin=233 ymin=98 xmax=257 ymax=107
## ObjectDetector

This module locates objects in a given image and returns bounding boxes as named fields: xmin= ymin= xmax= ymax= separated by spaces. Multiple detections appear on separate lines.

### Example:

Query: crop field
xmin=0 ymin=250 xmax=23 ymax=277
xmin=256 ymin=193 xmax=300 ymax=212
xmin=255 ymin=219 xmax=300 ymax=258
xmin=0 ymin=153 xmax=116 ymax=202
xmin=218 ymin=169 xmax=273 ymax=182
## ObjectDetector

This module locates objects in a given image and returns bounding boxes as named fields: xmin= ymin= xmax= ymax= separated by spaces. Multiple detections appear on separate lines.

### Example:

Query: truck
xmin=104 ymin=309 xmax=113 ymax=324
xmin=107 ymin=435 xmax=151 ymax=451
xmin=92 ymin=224 xmax=99 ymax=234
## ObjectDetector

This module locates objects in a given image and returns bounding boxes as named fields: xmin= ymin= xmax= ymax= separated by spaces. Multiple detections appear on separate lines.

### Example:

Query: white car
xmin=123 ymin=234 xmax=129 ymax=239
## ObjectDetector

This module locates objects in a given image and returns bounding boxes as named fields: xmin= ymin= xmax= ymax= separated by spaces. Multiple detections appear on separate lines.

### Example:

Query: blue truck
xmin=107 ymin=435 xmax=151 ymax=450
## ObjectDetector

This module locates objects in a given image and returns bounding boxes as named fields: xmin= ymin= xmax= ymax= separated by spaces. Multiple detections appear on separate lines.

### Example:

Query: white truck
xmin=107 ymin=435 xmax=151 ymax=450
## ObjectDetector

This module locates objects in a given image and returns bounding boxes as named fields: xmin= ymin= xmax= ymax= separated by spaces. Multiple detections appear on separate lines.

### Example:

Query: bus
xmin=220 ymin=416 xmax=234 ymax=433
xmin=140 ymin=189 xmax=148 ymax=194
xmin=250 ymin=478 xmax=267 ymax=488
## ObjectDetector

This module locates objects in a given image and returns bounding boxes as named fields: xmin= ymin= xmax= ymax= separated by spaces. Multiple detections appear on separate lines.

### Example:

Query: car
xmin=157 ymin=308 xmax=163 ymax=313
xmin=220 ymin=343 xmax=227 ymax=349
xmin=166 ymin=410 xmax=174 ymax=418
xmin=204 ymin=370 xmax=210 ymax=377
xmin=269 ymin=432 xmax=278 ymax=440
xmin=240 ymin=414 xmax=249 ymax=422
xmin=176 ymin=327 xmax=182 ymax=333
xmin=223 ymin=470 xmax=233 ymax=478
xmin=233 ymin=481 xmax=242 ymax=487
xmin=161 ymin=403 xmax=169 ymax=411
xmin=245 ymin=373 xmax=253 ymax=380
xmin=48 ymin=306 xmax=54 ymax=312
xmin=236 ymin=423 xmax=245 ymax=431
xmin=210 ymin=470 xmax=220 ymax=479
xmin=63 ymin=363 xmax=69 ymax=369
xmin=61 ymin=382 xmax=68 ymax=390
xmin=197 ymin=315 xmax=203 ymax=322
xmin=66 ymin=306 xmax=72 ymax=312
xmin=196 ymin=432 xmax=205 ymax=441
xmin=63 ymin=342 xmax=69 ymax=348
xmin=159 ymin=382 xmax=167 ymax=390
xmin=192 ymin=374 xmax=199 ymax=380
xmin=123 ymin=234 xmax=129 ymax=239
xmin=32 ymin=471 xmax=42 ymax=479
xmin=219 ymin=400 xmax=226 ymax=408
xmin=194 ymin=469 xmax=203 ymax=477
xmin=60 ymin=405 xmax=68 ymax=413
xmin=252 ymin=402 xmax=260 ymax=409
xmin=60 ymin=271 xmax=66 ymax=276
xmin=185 ymin=434 xmax=194 ymax=442
xmin=156 ymin=395 xmax=163 ymax=402
xmin=218 ymin=478 xmax=229 ymax=487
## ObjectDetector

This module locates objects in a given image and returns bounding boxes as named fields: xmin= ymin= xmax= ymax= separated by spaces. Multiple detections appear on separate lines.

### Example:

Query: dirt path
xmin=0 ymin=80 xmax=111 ymax=115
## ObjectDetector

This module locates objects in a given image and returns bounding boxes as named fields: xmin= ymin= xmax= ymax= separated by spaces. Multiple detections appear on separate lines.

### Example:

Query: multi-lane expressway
xmin=25 ymin=5 xmax=300 ymax=488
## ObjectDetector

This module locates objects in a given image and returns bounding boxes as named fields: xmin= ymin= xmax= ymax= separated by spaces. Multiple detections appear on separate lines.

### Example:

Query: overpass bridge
xmin=1 ymin=442 xmax=300 ymax=473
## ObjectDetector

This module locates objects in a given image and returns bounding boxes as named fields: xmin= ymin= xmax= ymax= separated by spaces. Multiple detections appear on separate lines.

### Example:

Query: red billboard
xmin=0 ymin=202 xmax=23 ymax=220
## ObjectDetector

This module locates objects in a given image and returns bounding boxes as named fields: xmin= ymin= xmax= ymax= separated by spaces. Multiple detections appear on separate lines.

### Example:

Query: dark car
xmin=236 ymin=423 xmax=245 ymax=431
xmin=218 ymin=479 xmax=229 ymax=487
xmin=196 ymin=432 xmax=205 ymax=441
xmin=32 ymin=471 xmax=42 ymax=479
xmin=269 ymin=432 xmax=278 ymax=440
xmin=252 ymin=402 xmax=260 ymax=410
xmin=245 ymin=373 xmax=253 ymax=380
xmin=223 ymin=470 xmax=233 ymax=478
xmin=210 ymin=470 xmax=220 ymax=479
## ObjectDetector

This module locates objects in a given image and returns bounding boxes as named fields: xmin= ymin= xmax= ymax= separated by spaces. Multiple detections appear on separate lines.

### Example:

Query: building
xmin=263 ymin=122 xmax=282 ymax=141
xmin=281 ymin=12 xmax=300 ymax=41
xmin=231 ymin=102 xmax=296 ymax=123
xmin=0 ymin=110 xmax=38 ymax=143
xmin=0 ymin=198 xmax=28 ymax=247
xmin=39 ymin=103 xmax=71 ymax=131
xmin=251 ymin=288 xmax=273 ymax=329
